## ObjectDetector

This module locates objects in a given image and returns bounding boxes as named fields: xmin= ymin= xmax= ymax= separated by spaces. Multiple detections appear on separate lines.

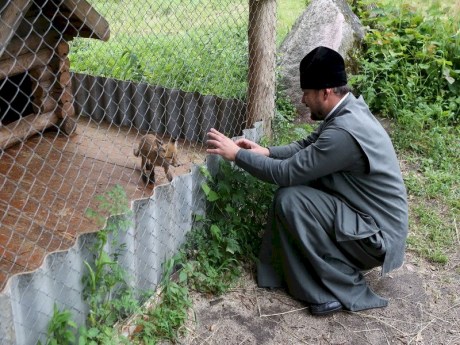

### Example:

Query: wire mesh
xmin=0 ymin=0 xmax=275 ymax=343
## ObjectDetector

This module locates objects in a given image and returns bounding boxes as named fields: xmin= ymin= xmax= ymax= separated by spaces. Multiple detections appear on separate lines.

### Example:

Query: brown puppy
xmin=163 ymin=137 xmax=179 ymax=168
xmin=133 ymin=134 xmax=179 ymax=184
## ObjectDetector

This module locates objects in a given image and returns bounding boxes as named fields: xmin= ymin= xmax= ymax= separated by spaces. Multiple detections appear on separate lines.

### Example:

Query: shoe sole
xmin=310 ymin=305 xmax=343 ymax=316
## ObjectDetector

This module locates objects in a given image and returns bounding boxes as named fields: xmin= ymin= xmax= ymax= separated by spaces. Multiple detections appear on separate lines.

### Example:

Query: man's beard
xmin=309 ymin=110 xmax=325 ymax=121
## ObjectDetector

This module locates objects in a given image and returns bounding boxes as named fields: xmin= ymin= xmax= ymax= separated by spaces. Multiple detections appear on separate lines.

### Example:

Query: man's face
xmin=301 ymin=89 xmax=325 ymax=121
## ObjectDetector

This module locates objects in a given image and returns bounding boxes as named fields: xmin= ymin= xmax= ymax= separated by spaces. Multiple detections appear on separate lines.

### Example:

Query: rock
xmin=277 ymin=0 xmax=364 ymax=119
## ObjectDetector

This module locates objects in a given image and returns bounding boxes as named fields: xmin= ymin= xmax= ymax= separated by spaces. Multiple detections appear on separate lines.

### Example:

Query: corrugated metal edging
xmin=0 ymin=122 xmax=264 ymax=345
xmin=72 ymin=73 xmax=247 ymax=142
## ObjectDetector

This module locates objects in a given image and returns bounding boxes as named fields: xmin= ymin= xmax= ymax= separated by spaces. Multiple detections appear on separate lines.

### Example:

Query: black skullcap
xmin=299 ymin=46 xmax=347 ymax=89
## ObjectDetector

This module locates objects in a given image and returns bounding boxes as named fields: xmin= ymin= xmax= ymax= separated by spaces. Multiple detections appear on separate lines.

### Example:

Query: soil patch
xmin=179 ymin=250 xmax=460 ymax=344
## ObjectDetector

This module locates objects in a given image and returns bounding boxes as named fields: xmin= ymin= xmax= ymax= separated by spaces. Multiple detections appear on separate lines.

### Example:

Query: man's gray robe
xmin=234 ymin=94 xmax=408 ymax=311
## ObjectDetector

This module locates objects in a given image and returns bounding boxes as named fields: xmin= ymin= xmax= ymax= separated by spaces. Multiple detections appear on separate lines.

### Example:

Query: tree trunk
xmin=247 ymin=0 xmax=277 ymax=138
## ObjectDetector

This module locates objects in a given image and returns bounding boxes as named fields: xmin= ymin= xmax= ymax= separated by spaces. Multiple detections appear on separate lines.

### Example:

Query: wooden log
xmin=62 ymin=0 xmax=110 ymax=41
xmin=61 ymin=117 xmax=77 ymax=136
xmin=59 ymin=71 xmax=72 ymax=87
xmin=59 ymin=102 xmax=75 ymax=119
xmin=32 ymin=71 xmax=73 ymax=106
xmin=0 ymin=49 xmax=54 ymax=79
xmin=52 ymin=86 xmax=73 ymax=104
xmin=29 ymin=65 xmax=55 ymax=83
xmin=59 ymin=59 xmax=71 ymax=74
xmin=38 ymin=96 xmax=59 ymax=114
xmin=56 ymin=41 xmax=70 ymax=58
xmin=0 ymin=32 xmax=59 ymax=62
xmin=0 ymin=0 xmax=34 ymax=57
xmin=30 ymin=73 xmax=59 ymax=114
xmin=31 ymin=78 xmax=55 ymax=100
xmin=30 ymin=74 xmax=72 ymax=102
xmin=37 ymin=87 xmax=65 ymax=103
xmin=0 ymin=112 xmax=60 ymax=150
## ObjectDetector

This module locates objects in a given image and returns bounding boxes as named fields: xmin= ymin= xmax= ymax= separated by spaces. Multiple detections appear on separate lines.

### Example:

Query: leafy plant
xmin=351 ymin=0 xmax=459 ymax=166
xmin=270 ymin=87 xmax=314 ymax=146
xmin=40 ymin=165 xmax=275 ymax=343
xmin=351 ymin=0 xmax=459 ymax=263
xmin=83 ymin=185 xmax=140 ymax=333
xmin=38 ymin=304 xmax=77 ymax=345
xmin=133 ymin=255 xmax=192 ymax=344
xmin=41 ymin=186 xmax=136 ymax=345
xmin=183 ymin=162 xmax=275 ymax=294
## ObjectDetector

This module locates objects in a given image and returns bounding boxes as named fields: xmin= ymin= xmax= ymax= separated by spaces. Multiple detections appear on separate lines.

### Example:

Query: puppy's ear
xmin=155 ymin=138 xmax=164 ymax=146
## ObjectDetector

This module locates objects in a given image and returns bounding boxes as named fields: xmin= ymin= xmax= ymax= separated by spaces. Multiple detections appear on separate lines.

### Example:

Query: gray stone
xmin=277 ymin=0 xmax=364 ymax=119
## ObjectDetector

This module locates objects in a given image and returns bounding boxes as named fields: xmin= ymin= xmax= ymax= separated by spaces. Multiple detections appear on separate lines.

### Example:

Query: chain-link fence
xmin=0 ymin=0 xmax=276 ymax=343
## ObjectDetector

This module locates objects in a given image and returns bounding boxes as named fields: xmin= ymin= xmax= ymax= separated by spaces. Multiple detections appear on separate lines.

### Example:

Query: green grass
xmin=406 ymin=203 xmax=454 ymax=264
xmin=276 ymin=0 xmax=307 ymax=46
xmin=70 ymin=0 xmax=248 ymax=97
xmin=377 ymin=0 xmax=460 ymax=16
xmin=70 ymin=30 xmax=248 ymax=98
xmin=70 ymin=0 xmax=306 ymax=98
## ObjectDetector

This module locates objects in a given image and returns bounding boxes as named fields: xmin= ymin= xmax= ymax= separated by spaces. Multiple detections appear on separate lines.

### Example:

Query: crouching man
xmin=207 ymin=46 xmax=408 ymax=316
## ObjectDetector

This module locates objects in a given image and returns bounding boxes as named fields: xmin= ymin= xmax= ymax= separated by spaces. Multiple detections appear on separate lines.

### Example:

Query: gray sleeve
xmin=235 ymin=128 xmax=367 ymax=186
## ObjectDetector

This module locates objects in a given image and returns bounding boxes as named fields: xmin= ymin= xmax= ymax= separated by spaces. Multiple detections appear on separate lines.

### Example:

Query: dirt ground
xmin=178 ymin=249 xmax=460 ymax=345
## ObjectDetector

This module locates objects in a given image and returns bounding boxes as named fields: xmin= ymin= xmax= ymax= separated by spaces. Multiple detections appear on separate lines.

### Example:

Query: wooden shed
xmin=0 ymin=0 xmax=110 ymax=150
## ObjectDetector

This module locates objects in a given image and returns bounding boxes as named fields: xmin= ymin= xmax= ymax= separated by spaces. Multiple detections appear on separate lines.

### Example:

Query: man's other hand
xmin=234 ymin=138 xmax=270 ymax=157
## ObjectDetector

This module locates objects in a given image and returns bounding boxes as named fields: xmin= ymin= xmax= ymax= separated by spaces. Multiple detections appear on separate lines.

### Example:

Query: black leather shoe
xmin=310 ymin=301 xmax=343 ymax=316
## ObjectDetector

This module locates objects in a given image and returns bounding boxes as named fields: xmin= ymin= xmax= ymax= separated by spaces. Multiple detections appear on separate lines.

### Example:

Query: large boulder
xmin=277 ymin=0 xmax=364 ymax=119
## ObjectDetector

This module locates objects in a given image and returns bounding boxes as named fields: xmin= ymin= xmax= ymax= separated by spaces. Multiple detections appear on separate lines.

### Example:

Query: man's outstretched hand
xmin=206 ymin=128 xmax=269 ymax=161
xmin=206 ymin=128 xmax=241 ymax=161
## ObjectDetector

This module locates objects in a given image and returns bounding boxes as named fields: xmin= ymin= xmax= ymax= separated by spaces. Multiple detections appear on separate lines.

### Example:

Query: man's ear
xmin=322 ymin=88 xmax=332 ymax=100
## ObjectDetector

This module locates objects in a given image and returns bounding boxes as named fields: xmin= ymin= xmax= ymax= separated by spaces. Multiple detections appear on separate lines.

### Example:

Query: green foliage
xmin=38 ymin=304 xmax=77 ymax=345
xmin=131 ymin=159 xmax=276 ymax=341
xmin=133 ymin=255 xmax=192 ymax=344
xmin=351 ymin=0 xmax=459 ymax=169
xmin=77 ymin=326 xmax=127 ymax=345
xmin=43 ymin=186 xmax=136 ymax=345
xmin=276 ymin=0 xmax=308 ymax=46
xmin=271 ymin=88 xmax=314 ymax=146
xmin=83 ymin=185 xmax=139 ymax=334
xmin=352 ymin=1 xmax=459 ymax=263
xmin=41 ymin=166 xmax=276 ymax=343
xmin=70 ymin=29 xmax=248 ymax=99
xmin=183 ymin=162 xmax=275 ymax=294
